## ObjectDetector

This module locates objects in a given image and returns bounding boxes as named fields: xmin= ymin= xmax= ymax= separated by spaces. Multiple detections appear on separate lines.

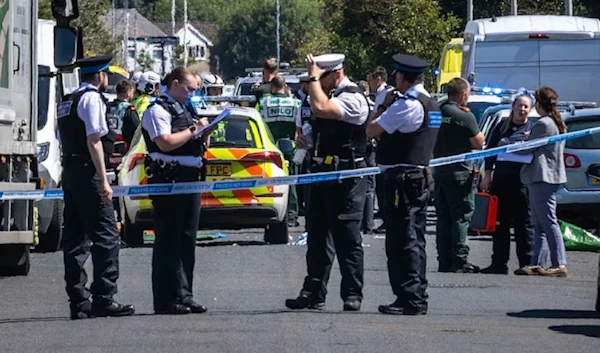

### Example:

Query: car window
xmin=209 ymin=116 xmax=260 ymax=148
xmin=467 ymin=101 xmax=500 ymax=124
xmin=565 ymin=118 xmax=600 ymax=149
xmin=37 ymin=65 xmax=51 ymax=130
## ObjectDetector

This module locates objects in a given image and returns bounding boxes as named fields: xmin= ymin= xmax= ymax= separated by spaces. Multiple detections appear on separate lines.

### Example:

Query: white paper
xmin=194 ymin=109 xmax=232 ymax=137
xmin=497 ymin=152 xmax=534 ymax=164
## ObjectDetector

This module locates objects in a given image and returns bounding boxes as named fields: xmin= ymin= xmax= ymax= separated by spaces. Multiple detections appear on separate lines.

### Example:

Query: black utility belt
xmin=311 ymin=155 xmax=365 ymax=172
xmin=144 ymin=156 xmax=205 ymax=183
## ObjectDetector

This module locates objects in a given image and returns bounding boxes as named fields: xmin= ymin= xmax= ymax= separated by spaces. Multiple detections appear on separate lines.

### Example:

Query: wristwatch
xmin=309 ymin=76 xmax=319 ymax=82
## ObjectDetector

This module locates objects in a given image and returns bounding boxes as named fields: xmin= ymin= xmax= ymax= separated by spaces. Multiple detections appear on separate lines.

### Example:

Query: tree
xmin=324 ymin=0 xmax=461 ymax=90
xmin=136 ymin=49 xmax=154 ymax=71
xmin=39 ymin=0 xmax=122 ymax=60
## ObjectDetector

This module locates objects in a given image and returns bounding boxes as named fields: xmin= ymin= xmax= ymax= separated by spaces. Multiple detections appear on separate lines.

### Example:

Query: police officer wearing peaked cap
xmin=141 ymin=66 xmax=212 ymax=315
xmin=57 ymin=55 xmax=135 ymax=320
xmin=366 ymin=54 xmax=441 ymax=315
xmin=294 ymin=71 xmax=312 ymax=221
xmin=286 ymin=53 xmax=370 ymax=312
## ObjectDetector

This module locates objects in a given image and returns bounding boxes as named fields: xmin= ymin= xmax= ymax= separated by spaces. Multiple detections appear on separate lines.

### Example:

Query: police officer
xmin=258 ymin=75 xmax=303 ymax=228
xmin=133 ymin=71 xmax=161 ymax=116
xmin=57 ymin=56 xmax=135 ymax=320
xmin=252 ymin=58 xmax=279 ymax=105
xmin=433 ymin=78 xmax=484 ymax=273
xmin=286 ymin=53 xmax=369 ymax=312
xmin=141 ymin=67 xmax=212 ymax=315
xmin=366 ymin=54 xmax=439 ymax=315
xmin=107 ymin=80 xmax=140 ymax=147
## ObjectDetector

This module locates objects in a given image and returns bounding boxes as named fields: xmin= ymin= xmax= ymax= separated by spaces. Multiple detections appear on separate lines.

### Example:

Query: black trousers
xmin=151 ymin=189 xmax=201 ymax=311
xmin=62 ymin=163 xmax=120 ymax=307
xmin=361 ymin=144 xmax=376 ymax=232
xmin=489 ymin=174 xmax=534 ymax=268
xmin=302 ymin=163 xmax=367 ymax=303
xmin=383 ymin=167 xmax=429 ymax=310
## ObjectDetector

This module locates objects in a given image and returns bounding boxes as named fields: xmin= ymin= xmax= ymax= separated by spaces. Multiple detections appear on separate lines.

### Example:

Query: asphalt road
xmin=1 ymin=209 xmax=599 ymax=353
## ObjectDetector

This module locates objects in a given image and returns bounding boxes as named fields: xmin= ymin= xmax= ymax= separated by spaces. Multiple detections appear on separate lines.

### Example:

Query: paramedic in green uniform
xmin=433 ymin=78 xmax=485 ymax=273
xmin=258 ymin=75 xmax=302 ymax=227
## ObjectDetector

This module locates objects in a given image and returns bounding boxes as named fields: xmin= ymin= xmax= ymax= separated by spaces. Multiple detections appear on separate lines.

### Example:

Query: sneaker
xmin=514 ymin=265 xmax=542 ymax=276
xmin=539 ymin=266 xmax=568 ymax=277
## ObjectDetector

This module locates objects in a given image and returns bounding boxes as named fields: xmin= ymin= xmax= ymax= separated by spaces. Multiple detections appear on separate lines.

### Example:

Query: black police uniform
xmin=141 ymin=95 xmax=208 ymax=315
xmin=286 ymin=81 xmax=368 ymax=311
xmin=57 ymin=56 xmax=134 ymax=320
xmin=377 ymin=54 xmax=439 ymax=315
xmin=297 ymin=90 xmax=314 ymax=222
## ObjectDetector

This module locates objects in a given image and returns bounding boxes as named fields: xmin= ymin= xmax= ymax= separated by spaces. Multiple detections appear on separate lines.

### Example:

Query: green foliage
xmin=38 ymin=0 xmax=121 ymax=60
xmin=136 ymin=48 xmax=154 ymax=71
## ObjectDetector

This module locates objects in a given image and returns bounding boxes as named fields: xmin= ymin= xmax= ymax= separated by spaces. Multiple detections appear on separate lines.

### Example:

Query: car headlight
xmin=37 ymin=142 xmax=50 ymax=162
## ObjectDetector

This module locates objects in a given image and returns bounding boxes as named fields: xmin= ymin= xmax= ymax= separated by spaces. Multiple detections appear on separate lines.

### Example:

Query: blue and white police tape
xmin=1 ymin=125 xmax=599 ymax=201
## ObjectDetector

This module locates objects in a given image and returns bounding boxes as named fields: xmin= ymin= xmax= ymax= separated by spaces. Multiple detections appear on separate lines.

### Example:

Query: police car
xmin=117 ymin=96 xmax=291 ymax=246
xmin=556 ymin=105 xmax=600 ymax=230
xmin=233 ymin=66 xmax=306 ymax=96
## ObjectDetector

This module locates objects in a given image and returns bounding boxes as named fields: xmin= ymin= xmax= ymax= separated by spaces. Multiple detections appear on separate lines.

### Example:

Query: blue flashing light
xmin=190 ymin=96 xmax=201 ymax=103
xmin=482 ymin=86 xmax=492 ymax=93
xmin=492 ymin=88 xmax=502 ymax=95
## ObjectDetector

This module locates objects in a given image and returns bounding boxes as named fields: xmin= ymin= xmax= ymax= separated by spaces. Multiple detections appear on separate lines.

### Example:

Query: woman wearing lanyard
xmin=515 ymin=86 xmax=568 ymax=277
xmin=479 ymin=93 xmax=536 ymax=275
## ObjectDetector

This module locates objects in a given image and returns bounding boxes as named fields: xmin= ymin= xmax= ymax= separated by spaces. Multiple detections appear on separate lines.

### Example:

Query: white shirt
xmin=73 ymin=83 xmax=109 ymax=137
xmin=374 ymin=83 xmax=430 ymax=134
xmin=330 ymin=77 xmax=369 ymax=125
xmin=141 ymin=93 xmax=203 ymax=168
xmin=373 ymin=83 xmax=394 ymax=112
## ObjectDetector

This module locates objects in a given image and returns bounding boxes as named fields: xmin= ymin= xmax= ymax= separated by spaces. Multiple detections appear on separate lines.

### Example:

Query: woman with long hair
xmin=515 ymin=86 xmax=568 ymax=277
xmin=479 ymin=93 xmax=535 ymax=274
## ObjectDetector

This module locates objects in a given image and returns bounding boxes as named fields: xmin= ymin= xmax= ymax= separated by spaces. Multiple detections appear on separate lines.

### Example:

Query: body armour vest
xmin=376 ymin=92 xmax=441 ymax=166
xmin=260 ymin=95 xmax=301 ymax=124
xmin=57 ymin=87 xmax=116 ymax=162
xmin=314 ymin=85 xmax=368 ymax=159
xmin=141 ymin=97 xmax=205 ymax=157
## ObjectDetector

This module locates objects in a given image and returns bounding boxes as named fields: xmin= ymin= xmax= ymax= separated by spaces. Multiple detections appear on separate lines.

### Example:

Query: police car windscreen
xmin=105 ymin=72 xmax=129 ymax=94
xmin=37 ymin=65 xmax=51 ymax=130
xmin=239 ymin=82 xmax=300 ymax=95
xmin=208 ymin=116 xmax=260 ymax=148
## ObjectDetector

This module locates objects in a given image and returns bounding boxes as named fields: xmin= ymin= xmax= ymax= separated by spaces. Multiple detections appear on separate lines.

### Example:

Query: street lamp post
xmin=276 ymin=0 xmax=280 ymax=69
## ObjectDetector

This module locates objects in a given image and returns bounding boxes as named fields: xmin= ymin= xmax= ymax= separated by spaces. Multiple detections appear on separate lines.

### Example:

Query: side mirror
xmin=54 ymin=26 xmax=80 ymax=69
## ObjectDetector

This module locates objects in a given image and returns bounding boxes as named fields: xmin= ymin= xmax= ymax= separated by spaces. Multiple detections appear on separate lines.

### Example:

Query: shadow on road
xmin=548 ymin=325 xmax=600 ymax=338
xmin=507 ymin=309 xmax=600 ymax=319
xmin=0 ymin=317 xmax=70 ymax=325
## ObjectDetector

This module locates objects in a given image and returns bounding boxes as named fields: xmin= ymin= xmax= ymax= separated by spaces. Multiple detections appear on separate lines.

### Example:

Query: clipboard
xmin=193 ymin=109 xmax=232 ymax=138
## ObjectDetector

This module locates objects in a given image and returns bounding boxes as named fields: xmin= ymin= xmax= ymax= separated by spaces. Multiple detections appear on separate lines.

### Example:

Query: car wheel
xmin=0 ymin=244 xmax=31 ymax=276
xmin=264 ymin=218 xmax=289 ymax=245
xmin=36 ymin=199 xmax=64 ymax=253
xmin=122 ymin=209 xmax=144 ymax=247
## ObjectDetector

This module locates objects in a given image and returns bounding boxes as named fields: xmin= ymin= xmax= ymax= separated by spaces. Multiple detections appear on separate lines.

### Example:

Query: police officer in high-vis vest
xmin=366 ymin=54 xmax=440 ymax=316
xmin=286 ymin=53 xmax=369 ymax=312
xmin=57 ymin=56 xmax=135 ymax=320
xmin=258 ymin=75 xmax=302 ymax=227
xmin=141 ymin=67 xmax=212 ymax=315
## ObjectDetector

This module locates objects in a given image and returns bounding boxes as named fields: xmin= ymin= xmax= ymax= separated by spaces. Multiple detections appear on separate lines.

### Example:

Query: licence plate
xmin=207 ymin=163 xmax=232 ymax=176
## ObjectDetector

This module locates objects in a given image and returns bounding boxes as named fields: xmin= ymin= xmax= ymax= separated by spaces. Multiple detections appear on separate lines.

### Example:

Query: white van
xmin=462 ymin=15 xmax=600 ymax=103
xmin=35 ymin=19 xmax=79 ymax=252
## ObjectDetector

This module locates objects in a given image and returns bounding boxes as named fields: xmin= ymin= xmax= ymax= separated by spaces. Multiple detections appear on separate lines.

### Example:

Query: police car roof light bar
xmin=201 ymin=95 xmax=257 ymax=103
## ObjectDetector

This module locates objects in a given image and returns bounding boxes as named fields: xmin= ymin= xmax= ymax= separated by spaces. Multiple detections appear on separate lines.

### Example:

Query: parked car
xmin=117 ymin=105 xmax=291 ymax=246
xmin=556 ymin=108 xmax=600 ymax=231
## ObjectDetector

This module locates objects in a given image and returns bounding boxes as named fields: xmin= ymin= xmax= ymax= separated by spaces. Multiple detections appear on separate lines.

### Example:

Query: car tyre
xmin=122 ymin=209 xmax=144 ymax=247
xmin=36 ymin=199 xmax=64 ymax=253
xmin=264 ymin=217 xmax=289 ymax=245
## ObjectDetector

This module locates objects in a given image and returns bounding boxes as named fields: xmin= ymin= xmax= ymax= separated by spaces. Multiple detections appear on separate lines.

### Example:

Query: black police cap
xmin=391 ymin=54 xmax=429 ymax=74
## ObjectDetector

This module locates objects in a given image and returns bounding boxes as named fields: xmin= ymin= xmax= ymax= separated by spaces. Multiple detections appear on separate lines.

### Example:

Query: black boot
xmin=70 ymin=300 xmax=93 ymax=320
xmin=285 ymin=291 xmax=325 ymax=310
xmin=91 ymin=300 xmax=135 ymax=317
